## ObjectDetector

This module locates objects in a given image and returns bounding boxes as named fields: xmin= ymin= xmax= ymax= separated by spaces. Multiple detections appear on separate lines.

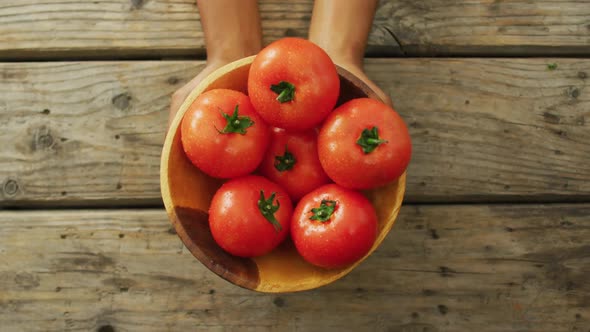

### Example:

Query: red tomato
xmin=181 ymin=89 xmax=270 ymax=179
xmin=291 ymin=184 xmax=378 ymax=269
xmin=209 ymin=175 xmax=293 ymax=258
xmin=318 ymin=98 xmax=412 ymax=190
xmin=259 ymin=127 xmax=331 ymax=202
xmin=248 ymin=38 xmax=340 ymax=131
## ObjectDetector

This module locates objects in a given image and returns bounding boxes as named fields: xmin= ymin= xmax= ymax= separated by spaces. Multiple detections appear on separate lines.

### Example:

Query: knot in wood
xmin=37 ymin=133 xmax=54 ymax=148
xmin=566 ymin=86 xmax=580 ymax=99
xmin=3 ymin=178 xmax=19 ymax=197
xmin=167 ymin=76 xmax=179 ymax=85
xmin=112 ymin=93 xmax=132 ymax=110
xmin=33 ymin=126 xmax=54 ymax=150
xmin=130 ymin=0 xmax=143 ymax=9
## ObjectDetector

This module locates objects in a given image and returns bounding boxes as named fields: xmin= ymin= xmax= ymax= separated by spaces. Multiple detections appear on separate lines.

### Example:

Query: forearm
xmin=308 ymin=0 xmax=378 ymax=68
xmin=197 ymin=0 xmax=262 ymax=64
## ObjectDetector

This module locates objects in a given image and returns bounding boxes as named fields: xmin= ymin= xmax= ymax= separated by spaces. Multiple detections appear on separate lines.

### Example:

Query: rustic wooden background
xmin=1 ymin=0 xmax=589 ymax=331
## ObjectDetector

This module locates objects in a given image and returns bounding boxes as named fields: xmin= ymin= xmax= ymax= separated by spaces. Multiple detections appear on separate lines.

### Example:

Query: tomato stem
xmin=356 ymin=127 xmax=388 ymax=154
xmin=274 ymin=145 xmax=297 ymax=172
xmin=270 ymin=81 xmax=296 ymax=103
xmin=366 ymin=138 xmax=385 ymax=145
xmin=309 ymin=200 xmax=337 ymax=222
xmin=216 ymin=105 xmax=254 ymax=135
xmin=257 ymin=191 xmax=282 ymax=232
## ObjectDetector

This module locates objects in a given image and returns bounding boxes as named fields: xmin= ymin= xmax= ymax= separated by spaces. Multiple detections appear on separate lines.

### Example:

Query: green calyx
xmin=309 ymin=200 xmax=337 ymax=222
xmin=356 ymin=126 xmax=388 ymax=154
xmin=274 ymin=145 xmax=297 ymax=172
xmin=258 ymin=190 xmax=282 ymax=232
xmin=217 ymin=105 xmax=254 ymax=135
xmin=270 ymin=81 xmax=296 ymax=103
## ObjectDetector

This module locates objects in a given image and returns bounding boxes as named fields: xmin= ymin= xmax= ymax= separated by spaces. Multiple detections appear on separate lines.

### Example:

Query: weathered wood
xmin=0 ymin=61 xmax=197 ymax=206
xmin=376 ymin=58 xmax=590 ymax=203
xmin=0 ymin=0 xmax=589 ymax=59
xmin=1 ymin=59 xmax=588 ymax=206
xmin=375 ymin=0 xmax=590 ymax=56
xmin=0 ymin=205 xmax=588 ymax=331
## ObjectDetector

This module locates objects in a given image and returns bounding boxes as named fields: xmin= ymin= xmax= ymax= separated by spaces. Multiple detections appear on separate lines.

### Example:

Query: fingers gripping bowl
xmin=160 ymin=55 xmax=407 ymax=293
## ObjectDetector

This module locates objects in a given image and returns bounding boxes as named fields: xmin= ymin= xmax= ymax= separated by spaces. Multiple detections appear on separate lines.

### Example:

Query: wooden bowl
xmin=160 ymin=56 xmax=406 ymax=293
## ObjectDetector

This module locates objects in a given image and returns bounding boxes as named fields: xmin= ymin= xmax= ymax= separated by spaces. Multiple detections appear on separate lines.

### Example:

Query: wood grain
xmin=376 ymin=58 xmax=590 ymax=203
xmin=0 ymin=0 xmax=589 ymax=59
xmin=0 ymin=205 xmax=588 ymax=331
xmin=374 ymin=0 xmax=590 ymax=56
xmin=1 ymin=59 xmax=588 ymax=206
xmin=0 ymin=61 xmax=199 ymax=206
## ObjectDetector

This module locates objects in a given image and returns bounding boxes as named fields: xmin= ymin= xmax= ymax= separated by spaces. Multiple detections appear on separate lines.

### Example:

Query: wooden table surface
xmin=1 ymin=1 xmax=589 ymax=331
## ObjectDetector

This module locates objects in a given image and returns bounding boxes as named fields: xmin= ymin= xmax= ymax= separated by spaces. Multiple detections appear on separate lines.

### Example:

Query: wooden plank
xmin=0 ymin=205 xmax=588 ymax=331
xmin=377 ymin=58 xmax=590 ymax=203
xmin=1 ymin=0 xmax=589 ymax=59
xmin=1 ymin=59 xmax=589 ymax=206
xmin=0 ymin=0 xmax=400 ymax=60
xmin=377 ymin=0 xmax=590 ymax=56
xmin=0 ymin=61 xmax=194 ymax=206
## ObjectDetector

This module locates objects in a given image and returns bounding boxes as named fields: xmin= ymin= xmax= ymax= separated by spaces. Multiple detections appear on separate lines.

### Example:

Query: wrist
xmin=308 ymin=36 xmax=365 ymax=70
xmin=327 ymin=49 xmax=364 ymax=70
xmin=311 ymin=43 xmax=363 ymax=71
xmin=197 ymin=0 xmax=262 ymax=66
xmin=207 ymin=41 xmax=261 ymax=65
xmin=308 ymin=0 xmax=377 ymax=71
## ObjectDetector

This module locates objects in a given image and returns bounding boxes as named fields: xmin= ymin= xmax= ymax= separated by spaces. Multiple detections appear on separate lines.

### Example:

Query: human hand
xmin=168 ymin=0 xmax=261 ymax=129
xmin=308 ymin=0 xmax=392 ymax=106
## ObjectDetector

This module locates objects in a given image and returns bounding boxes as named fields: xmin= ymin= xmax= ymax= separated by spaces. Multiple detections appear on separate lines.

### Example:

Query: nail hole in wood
xmin=273 ymin=297 xmax=285 ymax=307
